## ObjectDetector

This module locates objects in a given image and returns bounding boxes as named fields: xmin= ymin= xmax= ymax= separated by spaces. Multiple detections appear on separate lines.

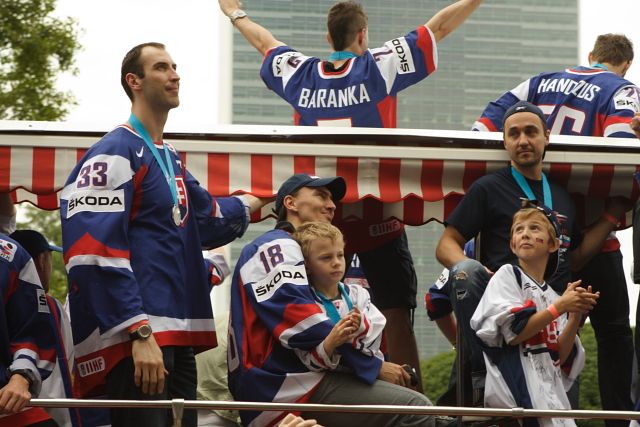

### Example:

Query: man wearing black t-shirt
xmin=435 ymin=101 xmax=630 ymax=407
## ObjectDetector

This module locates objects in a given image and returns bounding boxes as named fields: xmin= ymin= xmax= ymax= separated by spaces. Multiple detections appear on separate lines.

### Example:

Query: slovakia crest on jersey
xmin=0 ymin=238 xmax=17 ymax=262
xmin=175 ymin=176 xmax=190 ymax=226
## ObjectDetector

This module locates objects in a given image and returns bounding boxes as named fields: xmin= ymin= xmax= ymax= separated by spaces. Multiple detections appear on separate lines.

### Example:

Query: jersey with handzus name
xmin=473 ymin=66 xmax=640 ymax=137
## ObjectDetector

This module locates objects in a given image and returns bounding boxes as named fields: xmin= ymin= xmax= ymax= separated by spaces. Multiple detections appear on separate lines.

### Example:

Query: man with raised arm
xmin=219 ymin=0 xmax=483 ymax=389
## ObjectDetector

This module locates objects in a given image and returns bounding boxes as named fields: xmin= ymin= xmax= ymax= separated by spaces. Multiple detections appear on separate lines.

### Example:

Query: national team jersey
xmin=471 ymin=265 xmax=584 ymax=427
xmin=0 ymin=234 xmax=56 ymax=424
xmin=228 ymin=229 xmax=382 ymax=427
xmin=60 ymin=124 xmax=250 ymax=397
xmin=261 ymin=26 xmax=437 ymax=128
xmin=473 ymin=66 xmax=640 ymax=137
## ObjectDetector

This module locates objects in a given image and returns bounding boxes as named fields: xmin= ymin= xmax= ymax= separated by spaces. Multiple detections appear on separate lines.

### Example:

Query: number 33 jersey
xmin=260 ymin=26 xmax=438 ymax=128
xmin=473 ymin=66 xmax=640 ymax=137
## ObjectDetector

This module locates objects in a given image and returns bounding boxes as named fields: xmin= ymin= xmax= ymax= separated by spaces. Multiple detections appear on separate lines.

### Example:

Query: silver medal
xmin=172 ymin=205 xmax=181 ymax=226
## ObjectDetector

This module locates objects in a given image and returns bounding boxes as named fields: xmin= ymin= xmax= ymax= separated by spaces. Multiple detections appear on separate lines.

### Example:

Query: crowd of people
xmin=2 ymin=0 xmax=640 ymax=426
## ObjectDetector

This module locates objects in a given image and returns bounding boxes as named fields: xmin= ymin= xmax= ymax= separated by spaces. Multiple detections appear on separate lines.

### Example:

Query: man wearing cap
xmin=10 ymin=229 xmax=81 ymax=427
xmin=228 ymin=173 xmax=444 ymax=427
xmin=435 ymin=101 xmax=629 ymax=407
xmin=472 ymin=35 xmax=639 ymax=421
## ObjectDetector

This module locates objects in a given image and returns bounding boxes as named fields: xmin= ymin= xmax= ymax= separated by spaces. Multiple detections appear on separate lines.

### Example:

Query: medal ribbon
xmin=511 ymin=166 xmax=552 ymax=209
xmin=128 ymin=114 xmax=179 ymax=210
xmin=316 ymin=283 xmax=354 ymax=324
xmin=328 ymin=51 xmax=359 ymax=61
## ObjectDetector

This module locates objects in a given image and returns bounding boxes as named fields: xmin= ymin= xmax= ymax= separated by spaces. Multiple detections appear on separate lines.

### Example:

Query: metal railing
xmin=30 ymin=398 xmax=640 ymax=427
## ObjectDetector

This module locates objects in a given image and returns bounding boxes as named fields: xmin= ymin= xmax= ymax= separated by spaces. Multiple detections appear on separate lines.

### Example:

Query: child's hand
xmin=322 ymin=317 xmax=357 ymax=355
xmin=556 ymin=280 xmax=599 ymax=314
xmin=347 ymin=307 xmax=362 ymax=332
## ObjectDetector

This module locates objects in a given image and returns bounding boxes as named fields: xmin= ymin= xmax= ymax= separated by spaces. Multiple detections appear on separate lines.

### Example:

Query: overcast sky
xmin=51 ymin=0 xmax=640 ymax=321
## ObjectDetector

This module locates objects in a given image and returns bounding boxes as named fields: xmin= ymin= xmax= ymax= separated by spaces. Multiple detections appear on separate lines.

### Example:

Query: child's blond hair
xmin=510 ymin=208 xmax=557 ymax=242
xmin=293 ymin=222 xmax=344 ymax=259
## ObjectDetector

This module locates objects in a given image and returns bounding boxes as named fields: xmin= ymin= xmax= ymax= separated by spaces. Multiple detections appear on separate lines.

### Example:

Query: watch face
xmin=138 ymin=324 xmax=152 ymax=338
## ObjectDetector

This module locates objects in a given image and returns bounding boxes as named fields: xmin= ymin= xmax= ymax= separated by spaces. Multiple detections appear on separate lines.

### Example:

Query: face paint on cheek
xmin=535 ymin=237 xmax=545 ymax=243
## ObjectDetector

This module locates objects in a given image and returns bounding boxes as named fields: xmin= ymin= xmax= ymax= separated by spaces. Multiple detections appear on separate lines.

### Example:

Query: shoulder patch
xmin=0 ymin=238 xmax=17 ymax=262
xmin=271 ymin=51 xmax=304 ymax=77
xmin=614 ymin=86 xmax=640 ymax=112
xmin=251 ymin=264 xmax=307 ymax=302
xmin=65 ymin=189 xmax=126 ymax=219
xmin=384 ymin=36 xmax=415 ymax=74
xmin=434 ymin=268 xmax=450 ymax=289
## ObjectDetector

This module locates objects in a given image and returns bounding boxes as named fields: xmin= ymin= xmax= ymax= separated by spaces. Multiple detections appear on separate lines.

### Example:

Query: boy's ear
xmin=549 ymin=236 xmax=560 ymax=253
xmin=509 ymin=236 xmax=517 ymax=254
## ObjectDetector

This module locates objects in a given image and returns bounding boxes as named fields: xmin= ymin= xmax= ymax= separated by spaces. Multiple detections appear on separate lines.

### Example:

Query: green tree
xmin=0 ymin=0 xmax=81 ymax=120
xmin=16 ymin=205 xmax=67 ymax=303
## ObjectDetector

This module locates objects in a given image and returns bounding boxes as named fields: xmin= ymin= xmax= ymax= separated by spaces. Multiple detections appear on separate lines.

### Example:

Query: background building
xmin=228 ymin=0 xmax=579 ymax=358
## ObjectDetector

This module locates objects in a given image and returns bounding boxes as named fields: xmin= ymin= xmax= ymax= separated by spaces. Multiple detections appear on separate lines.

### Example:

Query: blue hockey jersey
xmin=260 ymin=26 xmax=437 ymax=128
xmin=0 ymin=234 xmax=56 ymax=406
xmin=60 ymin=124 xmax=249 ymax=397
xmin=473 ymin=66 xmax=640 ymax=137
xmin=228 ymin=229 xmax=382 ymax=427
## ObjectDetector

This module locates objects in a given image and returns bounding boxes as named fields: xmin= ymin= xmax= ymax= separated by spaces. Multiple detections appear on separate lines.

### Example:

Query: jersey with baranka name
xmin=260 ymin=26 xmax=437 ymax=127
xmin=473 ymin=66 xmax=640 ymax=137
xmin=228 ymin=228 xmax=382 ymax=427
xmin=60 ymin=125 xmax=250 ymax=397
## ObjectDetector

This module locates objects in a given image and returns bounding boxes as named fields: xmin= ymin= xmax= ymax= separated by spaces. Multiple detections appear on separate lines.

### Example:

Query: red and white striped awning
xmin=1 ymin=122 xmax=639 ymax=228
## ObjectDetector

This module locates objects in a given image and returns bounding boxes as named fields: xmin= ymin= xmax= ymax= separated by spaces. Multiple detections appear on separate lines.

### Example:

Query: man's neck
xmin=131 ymin=103 xmax=168 ymax=142
xmin=511 ymin=162 xmax=542 ymax=180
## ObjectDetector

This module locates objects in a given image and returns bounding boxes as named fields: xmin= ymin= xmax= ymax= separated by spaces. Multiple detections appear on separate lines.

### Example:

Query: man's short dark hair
xmin=591 ymin=34 xmax=634 ymax=66
xmin=121 ymin=42 xmax=166 ymax=101
xmin=327 ymin=1 xmax=368 ymax=51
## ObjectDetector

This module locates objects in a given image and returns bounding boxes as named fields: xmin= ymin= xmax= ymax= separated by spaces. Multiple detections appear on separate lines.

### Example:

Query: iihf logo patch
xmin=0 ymin=239 xmax=17 ymax=262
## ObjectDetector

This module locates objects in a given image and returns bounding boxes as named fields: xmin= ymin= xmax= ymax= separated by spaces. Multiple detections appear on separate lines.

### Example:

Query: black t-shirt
xmin=445 ymin=167 xmax=582 ymax=293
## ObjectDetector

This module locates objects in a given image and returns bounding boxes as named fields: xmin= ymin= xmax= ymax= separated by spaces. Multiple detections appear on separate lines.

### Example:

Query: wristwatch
xmin=228 ymin=9 xmax=248 ymax=24
xmin=129 ymin=324 xmax=153 ymax=341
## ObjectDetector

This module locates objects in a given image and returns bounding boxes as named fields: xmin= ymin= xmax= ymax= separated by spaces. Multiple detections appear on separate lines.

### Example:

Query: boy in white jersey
xmin=471 ymin=205 xmax=599 ymax=427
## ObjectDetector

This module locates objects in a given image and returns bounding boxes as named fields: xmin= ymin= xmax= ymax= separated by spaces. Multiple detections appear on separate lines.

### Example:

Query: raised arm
xmin=435 ymin=225 xmax=468 ymax=269
xmin=219 ymin=0 xmax=285 ymax=56
xmin=426 ymin=0 xmax=482 ymax=43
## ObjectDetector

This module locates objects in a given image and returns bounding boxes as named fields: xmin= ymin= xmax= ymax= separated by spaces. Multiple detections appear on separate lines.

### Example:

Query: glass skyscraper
xmin=228 ymin=0 xmax=579 ymax=358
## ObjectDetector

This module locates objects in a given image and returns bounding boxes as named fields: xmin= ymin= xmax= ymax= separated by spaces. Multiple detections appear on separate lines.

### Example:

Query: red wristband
xmin=601 ymin=212 xmax=620 ymax=227
xmin=547 ymin=304 xmax=560 ymax=320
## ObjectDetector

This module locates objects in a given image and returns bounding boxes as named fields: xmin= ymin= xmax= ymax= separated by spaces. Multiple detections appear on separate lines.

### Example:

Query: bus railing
xmin=29 ymin=398 xmax=640 ymax=426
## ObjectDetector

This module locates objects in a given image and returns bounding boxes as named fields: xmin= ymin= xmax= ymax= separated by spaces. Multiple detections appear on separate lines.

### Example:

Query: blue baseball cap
xmin=275 ymin=173 xmax=346 ymax=214
xmin=503 ymin=101 xmax=548 ymax=130
xmin=10 ymin=230 xmax=62 ymax=258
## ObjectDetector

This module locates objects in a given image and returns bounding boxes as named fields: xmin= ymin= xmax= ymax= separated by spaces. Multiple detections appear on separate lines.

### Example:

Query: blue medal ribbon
xmin=328 ymin=51 xmax=359 ymax=61
xmin=511 ymin=166 xmax=552 ymax=209
xmin=315 ymin=283 xmax=354 ymax=324
xmin=128 ymin=114 xmax=179 ymax=210
xmin=590 ymin=62 xmax=608 ymax=71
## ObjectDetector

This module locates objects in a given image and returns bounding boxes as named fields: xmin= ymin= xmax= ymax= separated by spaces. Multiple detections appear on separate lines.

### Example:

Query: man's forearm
xmin=232 ymin=16 xmax=284 ymax=56
xmin=426 ymin=0 xmax=482 ymax=42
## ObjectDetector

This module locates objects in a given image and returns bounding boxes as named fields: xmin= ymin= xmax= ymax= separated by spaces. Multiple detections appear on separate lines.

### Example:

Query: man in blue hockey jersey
xmin=60 ymin=42 xmax=268 ymax=427
xmin=472 ymin=34 xmax=639 ymax=424
xmin=229 ymin=173 xmax=445 ymax=427
xmin=218 ymin=0 xmax=483 ymax=389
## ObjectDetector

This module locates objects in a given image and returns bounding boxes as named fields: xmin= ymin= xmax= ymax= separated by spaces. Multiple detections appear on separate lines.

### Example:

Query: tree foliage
xmin=16 ymin=204 xmax=67 ymax=303
xmin=0 ymin=0 xmax=81 ymax=120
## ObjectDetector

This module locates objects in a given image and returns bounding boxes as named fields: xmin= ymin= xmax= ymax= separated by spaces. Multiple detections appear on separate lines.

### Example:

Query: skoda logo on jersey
xmin=175 ymin=176 xmax=189 ymax=227
xmin=386 ymin=37 xmax=415 ymax=74
xmin=65 ymin=190 xmax=125 ymax=218
xmin=252 ymin=264 xmax=307 ymax=302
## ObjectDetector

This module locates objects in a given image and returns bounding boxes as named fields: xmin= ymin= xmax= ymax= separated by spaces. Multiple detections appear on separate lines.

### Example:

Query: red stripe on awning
xmin=548 ymin=163 xmax=572 ymax=188
xmin=32 ymin=147 xmax=56 ymax=193
xmin=337 ymin=157 xmax=359 ymax=202
xmin=421 ymin=159 xmax=444 ymax=201
xmin=207 ymin=153 xmax=229 ymax=196
xmin=251 ymin=154 xmax=273 ymax=197
xmin=379 ymin=158 xmax=401 ymax=201
xmin=0 ymin=147 xmax=10 ymax=192
xmin=463 ymin=161 xmax=487 ymax=191
xmin=589 ymin=164 xmax=614 ymax=198
xmin=294 ymin=156 xmax=315 ymax=175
